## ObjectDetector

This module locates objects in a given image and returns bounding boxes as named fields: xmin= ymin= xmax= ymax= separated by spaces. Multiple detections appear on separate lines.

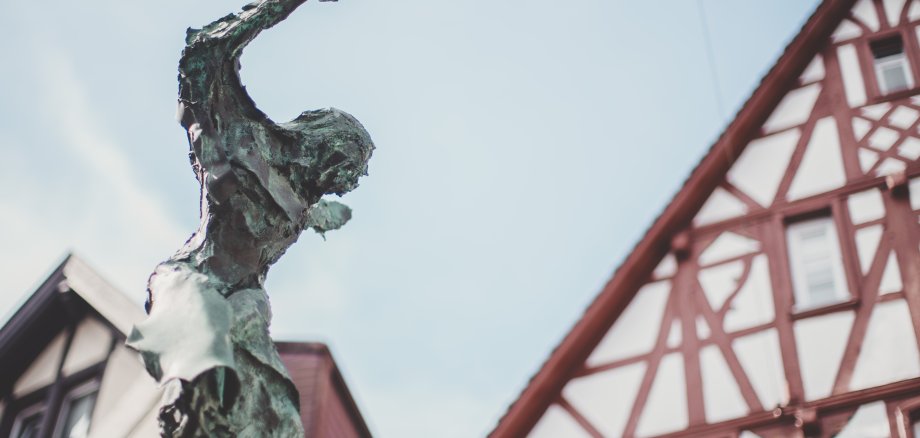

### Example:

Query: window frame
xmin=896 ymin=398 xmax=920 ymax=438
xmin=0 ymin=316 xmax=115 ymax=438
xmin=785 ymin=213 xmax=852 ymax=312
xmin=9 ymin=402 xmax=45 ymax=438
xmin=858 ymin=28 xmax=920 ymax=104
xmin=871 ymin=35 xmax=914 ymax=95
xmin=52 ymin=379 xmax=100 ymax=438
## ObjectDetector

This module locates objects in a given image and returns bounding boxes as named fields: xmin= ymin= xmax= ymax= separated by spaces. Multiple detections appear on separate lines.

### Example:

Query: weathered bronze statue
xmin=126 ymin=0 xmax=374 ymax=435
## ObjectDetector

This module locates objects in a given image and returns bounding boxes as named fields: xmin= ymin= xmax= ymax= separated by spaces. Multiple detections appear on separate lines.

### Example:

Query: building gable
xmin=493 ymin=1 xmax=920 ymax=437
xmin=1 ymin=256 xmax=373 ymax=438
xmin=0 ymin=256 xmax=161 ymax=438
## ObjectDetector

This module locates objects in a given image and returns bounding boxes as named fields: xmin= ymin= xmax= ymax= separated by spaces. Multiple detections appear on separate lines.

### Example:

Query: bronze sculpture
xmin=126 ymin=0 xmax=374 ymax=435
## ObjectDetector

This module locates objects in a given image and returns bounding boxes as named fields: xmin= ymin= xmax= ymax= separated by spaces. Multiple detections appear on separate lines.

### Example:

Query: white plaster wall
xmin=727 ymin=130 xmax=799 ymax=207
xmin=698 ymin=259 xmax=745 ymax=311
xmin=699 ymin=232 xmax=761 ymax=267
xmin=847 ymin=189 xmax=885 ymax=225
xmin=733 ymin=329 xmax=788 ymax=410
xmin=869 ymin=127 xmax=899 ymax=150
xmin=887 ymin=105 xmax=918 ymax=128
xmin=850 ymin=299 xmax=920 ymax=390
xmin=694 ymin=188 xmax=748 ymax=227
xmin=787 ymin=117 xmax=846 ymax=201
xmin=586 ymin=281 xmax=669 ymax=366
xmin=836 ymin=401 xmax=891 ymax=437
xmin=855 ymin=224 xmax=884 ymax=274
xmin=838 ymin=44 xmax=867 ymax=108
xmin=666 ymin=319 xmax=682 ymax=349
xmin=794 ymin=311 xmax=855 ymax=400
xmin=879 ymin=251 xmax=903 ymax=295
xmin=635 ymin=353 xmax=687 ymax=437
xmin=126 ymin=404 xmax=160 ymax=438
xmin=13 ymin=331 xmax=67 ymax=397
xmin=700 ymin=345 xmax=748 ymax=423
xmin=800 ymin=55 xmax=825 ymax=84
xmin=861 ymin=103 xmax=890 ymax=120
xmin=696 ymin=316 xmax=711 ymax=340
xmin=62 ymin=317 xmax=112 ymax=377
xmin=724 ymin=255 xmax=775 ymax=332
xmin=898 ymin=137 xmax=920 ymax=159
xmin=832 ymin=20 xmax=862 ymax=43
xmin=910 ymin=177 xmax=920 ymax=209
xmin=852 ymin=117 xmax=871 ymax=140
xmin=762 ymin=84 xmax=821 ymax=134
xmin=883 ymin=0 xmax=907 ymax=27
xmin=911 ymin=2 xmax=920 ymax=21
xmin=528 ymin=405 xmax=590 ymax=438
xmin=859 ymin=149 xmax=879 ymax=173
xmin=653 ymin=253 xmax=677 ymax=279
xmin=89 ymin=345 xmax=161 ymax=438
xmin=562 ymin=362 xmax=646 ymax=437
xmin=876 ymin=157 xmax=907 ymax=176
xmin=853 ymin=0 xmax=880 ymax=30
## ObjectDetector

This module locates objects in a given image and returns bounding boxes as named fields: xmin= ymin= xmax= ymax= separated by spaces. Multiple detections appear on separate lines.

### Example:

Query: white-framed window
xmin=786 ymin=217 xmax=850 ymax=310
xmin=53 ymin=381 xmax=98 ymax=438
xmin=10 ymin=403 xmax=44 ymax=438
xmin=872 ymin=36 xmax=914 ymax=95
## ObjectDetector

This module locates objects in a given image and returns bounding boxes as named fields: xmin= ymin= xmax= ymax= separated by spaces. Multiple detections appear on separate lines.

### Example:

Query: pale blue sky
xmin=0 ymin=1 xmax=818 ymax=436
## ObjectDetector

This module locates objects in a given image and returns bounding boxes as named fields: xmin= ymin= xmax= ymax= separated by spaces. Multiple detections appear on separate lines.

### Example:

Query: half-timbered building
xmin=493 ymin=1 xmax=920 ymax=437
xmin=0 ymin=255 xmax=371 ymax=437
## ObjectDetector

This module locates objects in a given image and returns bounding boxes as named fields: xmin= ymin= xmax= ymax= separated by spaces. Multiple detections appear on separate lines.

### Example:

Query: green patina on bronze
xmin=125 ymin=0 xmax=374 ymax=436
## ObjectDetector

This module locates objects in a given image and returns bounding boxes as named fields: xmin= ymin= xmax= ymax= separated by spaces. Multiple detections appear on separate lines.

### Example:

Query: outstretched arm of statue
xmin=125 ymin=0 xmax=373 ymax=436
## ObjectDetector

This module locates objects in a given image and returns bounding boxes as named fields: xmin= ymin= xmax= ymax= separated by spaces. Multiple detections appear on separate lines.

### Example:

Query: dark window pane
xmin=15 ymin=410 xmax=43 ymax=438
xmin=871 ymin=36 xmax=904 ymax=59
xmin=57 ymin=390 xmax=97 ymax=438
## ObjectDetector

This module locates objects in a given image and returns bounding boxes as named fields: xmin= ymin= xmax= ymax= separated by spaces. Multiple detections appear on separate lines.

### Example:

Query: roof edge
xmin=62 ymin=254 xmax=146 ymax=336
xmin=489 ymin=1 xmax=855 ymax=435
xmin=276 ymin=341 xmax=373 ymax=437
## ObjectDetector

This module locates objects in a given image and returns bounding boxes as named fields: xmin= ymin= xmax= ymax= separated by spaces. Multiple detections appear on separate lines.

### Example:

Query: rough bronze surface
xmin=126 ymin=0 xmax=374 ymax=436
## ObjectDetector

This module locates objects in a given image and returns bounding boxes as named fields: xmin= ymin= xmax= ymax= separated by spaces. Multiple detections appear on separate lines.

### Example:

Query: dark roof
xmin=1 ymin=256 xmax=371 ymax=438
xmin=489 ymin=0 xmax=857 ymax=436
xmin=0 ymin=254 xmax=129 ymax=397
xmin=277 ymin=342 xmax=372 ymax=438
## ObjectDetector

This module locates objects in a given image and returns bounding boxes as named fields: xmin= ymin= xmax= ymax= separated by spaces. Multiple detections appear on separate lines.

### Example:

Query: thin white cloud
xmin=36 ymin=47 xmax=186 ymax=247
xmin=0 ymin=42 xmax=190 ymax=314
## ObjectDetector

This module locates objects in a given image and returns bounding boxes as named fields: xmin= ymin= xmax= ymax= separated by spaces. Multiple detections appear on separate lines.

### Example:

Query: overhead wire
xmin=697 ymin=0 xmax=726 ymax=121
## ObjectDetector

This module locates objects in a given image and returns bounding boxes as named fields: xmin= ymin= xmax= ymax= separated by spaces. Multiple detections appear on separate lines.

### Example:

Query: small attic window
xmin=871 ymin=36 xmax=913 ymax=95
xmin=786 ymin=216 xmax=850 ymax=310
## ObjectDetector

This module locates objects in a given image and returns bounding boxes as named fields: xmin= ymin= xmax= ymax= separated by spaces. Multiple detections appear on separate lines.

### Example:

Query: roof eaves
xmin=62 ymin=255 xmax=145 ymax=336
xmin=489 ymin=1 xmax=854 ymax=435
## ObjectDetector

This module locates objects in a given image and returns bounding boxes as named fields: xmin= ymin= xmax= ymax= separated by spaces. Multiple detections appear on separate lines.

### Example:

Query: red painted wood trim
xmin=621 ymin=296 xmax=681 ymax=436
xmin=882 ymin=186 xmax=920 ymax=353
xmin=488 ymin=2 xmax=857 ymax=436
xmin=824 ymin=45 xmax=865 ymax=181
xmin=774 ymin=101 xmax=823 ymax=204
xmin=831 ymin=236 xmax=891 ymax=394
xmin=688 ymin=168 xmax=920 ymax=238
xmin=557 ymin=397 xmax=604 ymax=438
xmin=693 ymin=290 xmax=763 ymax=413
xmin=654 ymin=377 xmax=920 ymax=438
xmin=763 ymin=214 xmax=807 ymax=404
xmin=833 ymin=197 xmax=863 ymax=306
xmin=676 ymin=256 xmax=706 ymax=425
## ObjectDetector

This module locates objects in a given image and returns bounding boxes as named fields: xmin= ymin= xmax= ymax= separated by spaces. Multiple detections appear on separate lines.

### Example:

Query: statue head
xmin=278 ymin=107 xmax=375 ymax=201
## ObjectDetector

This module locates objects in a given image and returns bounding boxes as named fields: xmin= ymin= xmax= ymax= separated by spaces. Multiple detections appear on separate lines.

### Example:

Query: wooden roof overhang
xmin=0 ymin=255 xmax=144 ymax=398
xmin=489 ymin=1 xmax=858 ymax=436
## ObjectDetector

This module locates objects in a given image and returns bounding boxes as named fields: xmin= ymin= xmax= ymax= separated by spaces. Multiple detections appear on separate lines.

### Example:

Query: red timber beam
xmin=489 ymin=1 xmax=857 ymax=436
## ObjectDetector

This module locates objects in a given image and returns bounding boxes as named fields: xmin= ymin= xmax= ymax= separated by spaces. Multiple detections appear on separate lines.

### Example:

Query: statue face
xmin=283 ymin=108 xmax=375 ymax=199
